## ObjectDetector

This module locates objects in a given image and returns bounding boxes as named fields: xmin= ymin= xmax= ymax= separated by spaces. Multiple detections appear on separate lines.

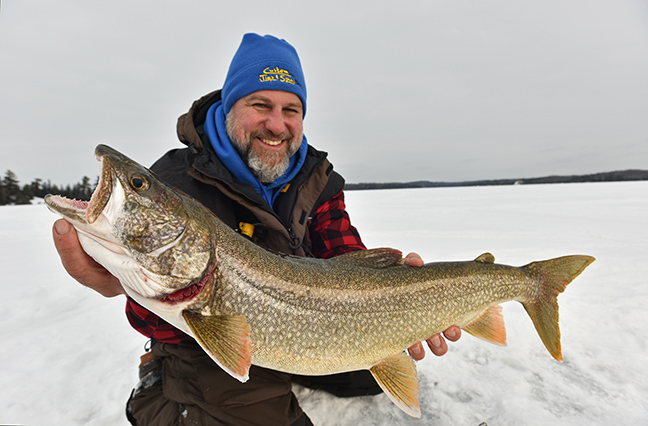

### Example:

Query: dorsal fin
xmin=329 ymin=247 xmax=403 ymax=269
xmin=474 ymin=252 xmax=495 ymax=264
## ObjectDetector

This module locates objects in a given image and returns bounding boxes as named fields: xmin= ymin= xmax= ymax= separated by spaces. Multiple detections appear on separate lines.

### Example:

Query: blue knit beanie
xmin=222 ymin=33 xmax=307 ymax=116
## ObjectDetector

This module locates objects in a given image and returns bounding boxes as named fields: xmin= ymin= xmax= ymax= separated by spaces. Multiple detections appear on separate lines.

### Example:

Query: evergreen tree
xmin=0 ymin=172 xmax=98 ymax=206
xmin=0 ymin=176 xmax=5 ymax=205
xmin=2 ymin=170 xmax=22 ymax=205
xmin=29 ymin=178 xmax=45 ymax=198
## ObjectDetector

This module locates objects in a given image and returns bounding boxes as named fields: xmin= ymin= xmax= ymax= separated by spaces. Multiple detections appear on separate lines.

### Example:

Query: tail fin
xmin=521 ymin=255 xmax=595 ymax=361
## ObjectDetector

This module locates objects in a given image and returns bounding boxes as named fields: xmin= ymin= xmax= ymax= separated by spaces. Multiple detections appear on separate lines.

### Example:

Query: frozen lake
xmin=1 ymin=181 xmax=646 ymax=425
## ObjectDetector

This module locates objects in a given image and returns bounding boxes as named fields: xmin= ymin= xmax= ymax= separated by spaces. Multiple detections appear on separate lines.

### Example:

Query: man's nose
xmin=264 ymin=108 xmax=287 ymax=136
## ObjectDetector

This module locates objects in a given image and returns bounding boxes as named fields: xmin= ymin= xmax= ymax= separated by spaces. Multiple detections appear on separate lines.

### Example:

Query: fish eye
xmin=130 ymin=175 xmax=149 ymax=191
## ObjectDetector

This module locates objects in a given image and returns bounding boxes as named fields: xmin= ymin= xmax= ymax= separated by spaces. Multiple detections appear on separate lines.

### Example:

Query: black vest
xmin=150 ymin=142 xmax=344 ymax=257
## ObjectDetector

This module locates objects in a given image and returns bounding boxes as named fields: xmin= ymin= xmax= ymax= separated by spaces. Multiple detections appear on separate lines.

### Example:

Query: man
xmin=52 ymin=33 xmax=461 ymax=425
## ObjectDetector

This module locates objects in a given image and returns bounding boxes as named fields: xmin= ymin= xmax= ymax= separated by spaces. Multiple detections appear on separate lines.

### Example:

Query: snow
xmin=1 ymin=181 xmax=647 ymax=425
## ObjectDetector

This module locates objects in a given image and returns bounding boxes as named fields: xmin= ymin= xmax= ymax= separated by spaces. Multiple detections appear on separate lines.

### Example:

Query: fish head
xmin=46 ymin=144 xmax=214 ymax=307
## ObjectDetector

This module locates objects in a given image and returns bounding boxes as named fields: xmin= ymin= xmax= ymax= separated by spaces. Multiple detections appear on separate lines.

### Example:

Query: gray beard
xmin=245 ymin=150 xmax=291 ymax=183
xmin=225 ymin=112 xmax=298 ymax=183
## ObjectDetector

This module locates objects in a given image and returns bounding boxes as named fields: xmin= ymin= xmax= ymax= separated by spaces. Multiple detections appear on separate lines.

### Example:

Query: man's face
xmin=226 ymin=90 xmax=304 ymax=183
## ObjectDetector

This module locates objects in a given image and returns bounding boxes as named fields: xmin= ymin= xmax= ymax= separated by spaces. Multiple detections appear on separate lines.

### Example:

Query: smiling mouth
xmin=260 ymin=138 xmax=284 ymax=147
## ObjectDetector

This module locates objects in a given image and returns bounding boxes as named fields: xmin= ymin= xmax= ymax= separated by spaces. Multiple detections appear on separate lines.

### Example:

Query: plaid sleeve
xmin=308 ymin=190 xmax=366 ymax=259
xmin=125 ymin=298 xmax=189 ymax=343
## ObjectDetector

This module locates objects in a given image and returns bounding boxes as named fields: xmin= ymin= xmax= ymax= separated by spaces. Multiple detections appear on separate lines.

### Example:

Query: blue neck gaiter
xmin=204 ymin=101 xmax=308 ymax=208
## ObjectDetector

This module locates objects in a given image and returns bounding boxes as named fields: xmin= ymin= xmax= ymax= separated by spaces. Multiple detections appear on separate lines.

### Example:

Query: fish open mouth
xmin=44 ymin=195 xmax=91 ymax=225
xmin=45 ymin=148 xmax=114 ymax=226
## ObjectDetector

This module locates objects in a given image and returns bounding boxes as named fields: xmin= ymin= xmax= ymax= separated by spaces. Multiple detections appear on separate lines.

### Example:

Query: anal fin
xmin=182 ymin=310 xmax=252 ymax=382
xmin=369 ymin=351 xmax=421 ymax=418
xmin=462 ymin=305 xmax=507 ymax=346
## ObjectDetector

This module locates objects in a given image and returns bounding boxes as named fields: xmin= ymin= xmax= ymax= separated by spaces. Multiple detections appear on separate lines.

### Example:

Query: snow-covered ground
xmin=1 ymin=181 xmax=646 ymax=425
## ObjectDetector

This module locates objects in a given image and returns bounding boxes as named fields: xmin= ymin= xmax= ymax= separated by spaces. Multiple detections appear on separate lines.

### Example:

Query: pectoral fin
xmin=182 ymin=310 xmax=252 ymax=382
xmin=462 ymin=305 xmax=507 ymax=346
xmin=369 ymin=352 xmax=421 ymax=418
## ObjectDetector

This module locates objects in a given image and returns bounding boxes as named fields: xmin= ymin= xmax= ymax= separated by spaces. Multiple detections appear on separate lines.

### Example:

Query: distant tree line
xmin=3 ymin=168 xmax=647 ymax=204
xmin=345 ymin=169 xmax=648 ymax=191
xmin=0 ymin=170 xmax=95 ymax=206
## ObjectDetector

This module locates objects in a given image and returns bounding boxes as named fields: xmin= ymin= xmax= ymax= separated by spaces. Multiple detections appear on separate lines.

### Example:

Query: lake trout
xmin=45 ymin=145 xmax=595 ymax=417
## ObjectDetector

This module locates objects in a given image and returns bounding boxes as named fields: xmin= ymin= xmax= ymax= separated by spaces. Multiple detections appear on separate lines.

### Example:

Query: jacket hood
xmin=176 ymin=90 xmax=223 ymax=150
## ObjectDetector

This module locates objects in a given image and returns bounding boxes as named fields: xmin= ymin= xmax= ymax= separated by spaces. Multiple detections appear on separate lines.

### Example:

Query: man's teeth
xmin=262 ymin=139 xmax=283 ymax=146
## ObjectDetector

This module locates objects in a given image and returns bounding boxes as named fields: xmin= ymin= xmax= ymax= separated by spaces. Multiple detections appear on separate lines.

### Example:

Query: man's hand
xmin=52 ymin=219 xmax=125 ymax=297
xmin=402 ymin=252 xmax=462 ymax=361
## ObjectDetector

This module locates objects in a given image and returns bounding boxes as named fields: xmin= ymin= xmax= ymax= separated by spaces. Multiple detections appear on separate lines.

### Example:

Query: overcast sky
xmin=1 ymin=0 xmax=647 ymax=185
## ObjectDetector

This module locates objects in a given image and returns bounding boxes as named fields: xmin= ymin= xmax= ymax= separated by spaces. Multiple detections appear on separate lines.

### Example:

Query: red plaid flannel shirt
xmin=125 ymin=191 xmax=365 ymax=343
